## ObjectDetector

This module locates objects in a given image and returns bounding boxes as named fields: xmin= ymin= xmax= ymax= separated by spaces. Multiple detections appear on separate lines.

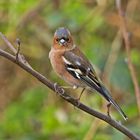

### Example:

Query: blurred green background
xmin=0 ymin=0 xmax=140 ymax=140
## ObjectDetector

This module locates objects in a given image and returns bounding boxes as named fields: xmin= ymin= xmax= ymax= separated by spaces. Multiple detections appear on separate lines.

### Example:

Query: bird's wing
xmin=63 ymin=47 xmax=127 ymax=120
xmin=63 ymin=47 xmax=102 ymax=93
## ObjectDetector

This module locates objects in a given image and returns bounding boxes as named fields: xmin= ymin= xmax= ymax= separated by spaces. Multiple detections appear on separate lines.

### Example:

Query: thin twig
xmin=15 ymin=38 xmax=21 ymax=62
xmin=102 ymin=31 xmax=122 ymax=86
xmin=83 ymin=119 xmax=101 ymax=140
xmin=116 ymin=0 xmax=140 ymax=113
xmin=0 ymin=34 xmax=140 ymax=140
xmin=0 ymin=32 xmax=32 ymax=69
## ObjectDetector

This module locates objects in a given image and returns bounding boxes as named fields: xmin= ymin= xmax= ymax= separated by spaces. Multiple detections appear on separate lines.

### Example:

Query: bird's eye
xmin=65 ymin=38 xmax=70 ymax=42
xmin=55 ymin=38 xmax=59 ymax=42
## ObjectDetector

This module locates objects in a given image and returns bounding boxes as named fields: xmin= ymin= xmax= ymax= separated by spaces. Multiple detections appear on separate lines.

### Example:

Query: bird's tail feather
xmin=101 ymin=85 xmax=128 ymax=120
xmin=81 ymin=76 xmax=128 ymax=120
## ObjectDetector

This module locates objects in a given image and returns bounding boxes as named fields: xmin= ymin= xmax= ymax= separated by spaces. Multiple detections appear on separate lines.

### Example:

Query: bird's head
xmin=53 ymin=27 xmax=74 ymax=50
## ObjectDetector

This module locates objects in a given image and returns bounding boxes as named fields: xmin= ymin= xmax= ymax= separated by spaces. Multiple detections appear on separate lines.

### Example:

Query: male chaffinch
xmin=49 ymin=27 xmax=127 ymax=120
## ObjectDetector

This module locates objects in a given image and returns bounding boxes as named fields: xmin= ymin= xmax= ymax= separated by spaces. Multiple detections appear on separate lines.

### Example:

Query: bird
xmin=49 ymin=27 xmax=127 ymax=120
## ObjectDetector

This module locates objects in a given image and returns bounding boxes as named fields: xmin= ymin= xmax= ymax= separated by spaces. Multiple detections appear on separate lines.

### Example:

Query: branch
xmin=0 ymin=33 xmax=32 ymax=68
xmin=116 ymin=0 xmax=140 ymax=113
xmin=0 ymin=33 xmax=140 ymax=140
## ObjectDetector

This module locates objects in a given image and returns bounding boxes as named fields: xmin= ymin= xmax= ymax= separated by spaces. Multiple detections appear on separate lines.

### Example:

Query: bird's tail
xmin=80 ymin=75 xmax=128 ymax=120
xmin=100 ymin=85 xmax=128 ymax=120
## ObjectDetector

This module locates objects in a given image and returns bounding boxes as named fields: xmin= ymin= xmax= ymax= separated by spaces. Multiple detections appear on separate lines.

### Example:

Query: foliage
xmin=0 ymin=0 xmax=140 ymax=139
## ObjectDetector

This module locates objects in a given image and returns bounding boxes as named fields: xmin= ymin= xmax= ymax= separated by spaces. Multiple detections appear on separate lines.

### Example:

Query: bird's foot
xmin=78 ymin=88 xmax=85 ymax=100
xmin=72 ymin=99 xmax=80 ymax=110
xmin=73 ymin=88 xmax=85 ymax=107
xmin=54 ymin=83 xmax=65 ymax=95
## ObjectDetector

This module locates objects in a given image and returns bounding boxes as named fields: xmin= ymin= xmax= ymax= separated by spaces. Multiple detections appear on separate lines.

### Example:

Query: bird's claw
xmin=74 ymin=98 xmax=81 ymax=107
xmin=54 ymin=83 xmax=65 ymax=95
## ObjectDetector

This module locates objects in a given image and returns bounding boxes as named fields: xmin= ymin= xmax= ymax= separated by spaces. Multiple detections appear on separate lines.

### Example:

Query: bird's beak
xmin=59 ymin=38 xmax=66 ymax=46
